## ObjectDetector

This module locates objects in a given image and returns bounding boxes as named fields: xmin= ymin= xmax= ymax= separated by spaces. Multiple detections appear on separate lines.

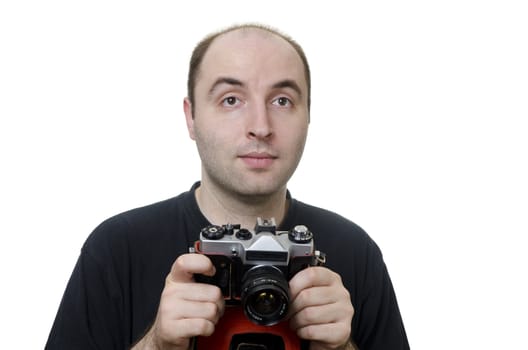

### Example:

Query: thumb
xmin=167 ymin=253 xmax=216 ymax=283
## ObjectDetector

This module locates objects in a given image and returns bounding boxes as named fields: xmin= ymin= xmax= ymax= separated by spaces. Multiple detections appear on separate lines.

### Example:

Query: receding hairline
xmin=187 ymin=23 xmax=312 ymax=112
xmin=199 ymin=24 xmax=305 ymax=73
xmin=206 ymin=23 xmax=295 ymax=45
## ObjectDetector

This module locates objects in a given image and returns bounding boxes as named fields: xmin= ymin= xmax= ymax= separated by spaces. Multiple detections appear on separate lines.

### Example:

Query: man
xmin=46 ymin=24 xmax=409 ymax=350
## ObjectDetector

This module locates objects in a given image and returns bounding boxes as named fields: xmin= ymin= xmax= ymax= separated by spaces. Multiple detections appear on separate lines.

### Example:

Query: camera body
xmin=192 ymin=217 xmax=325 ymax=326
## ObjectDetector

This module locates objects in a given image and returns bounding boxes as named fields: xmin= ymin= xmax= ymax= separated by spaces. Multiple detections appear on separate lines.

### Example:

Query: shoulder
xmin=92 ymin=195 xmax=183 ymax=234
xmin=291 ymin=199 xmax=374 ymax=246
xmin=82 ymin=194 xmax=191 ymax=260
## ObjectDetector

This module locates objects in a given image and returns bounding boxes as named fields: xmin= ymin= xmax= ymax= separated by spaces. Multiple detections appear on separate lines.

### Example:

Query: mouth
xmin=238 ymin=152 xmax=278 ymax=169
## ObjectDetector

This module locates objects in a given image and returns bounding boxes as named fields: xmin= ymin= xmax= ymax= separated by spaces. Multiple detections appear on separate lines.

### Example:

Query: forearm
xmin=130 ymin=328 xmax=157 ymax=350
xmin=130 ymin=328 xmax=194 ymax=350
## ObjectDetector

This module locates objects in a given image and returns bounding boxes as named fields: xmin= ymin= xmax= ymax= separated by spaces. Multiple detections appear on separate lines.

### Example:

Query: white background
xmin=1 ymin=1 xmax=527 ymax=348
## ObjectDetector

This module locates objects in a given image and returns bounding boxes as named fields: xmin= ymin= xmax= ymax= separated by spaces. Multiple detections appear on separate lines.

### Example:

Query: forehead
xmin=196 ymin=28 xmax=307 ymax=92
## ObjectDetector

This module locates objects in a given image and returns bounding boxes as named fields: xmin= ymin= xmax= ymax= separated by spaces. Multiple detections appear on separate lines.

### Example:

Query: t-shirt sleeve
xmin=352 ymin=239 xmax=410 ymax=349
xmin=45 ymin=221 xmax=127 ymax=349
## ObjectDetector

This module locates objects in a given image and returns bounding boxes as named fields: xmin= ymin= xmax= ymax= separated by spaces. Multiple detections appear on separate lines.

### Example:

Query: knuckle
xmin=210 ymin=285 xmax=224 ymax=300
xmin=296 ymin=287 xmax=312 ymax=306
xmin=306 ymin=266 xmax=319 ymax=280
xmin=196 ymin=319 xmax=215 ymax=336
xmin=174 ymin=254 xmax=188 ymax=268
xmin=299 ymin=324 xmax=317 ymax=340
xmin=204 ymin=301 xmax=220 ymax=319
xmin=302 ymin=306 xmax=318 ymax=324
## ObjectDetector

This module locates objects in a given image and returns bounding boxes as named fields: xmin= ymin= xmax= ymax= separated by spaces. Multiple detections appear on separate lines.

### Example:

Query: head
xmin=184 ymin=24 xmax=311 ymax=200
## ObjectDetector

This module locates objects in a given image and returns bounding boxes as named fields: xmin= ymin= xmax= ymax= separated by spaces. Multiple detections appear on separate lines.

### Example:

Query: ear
xmin=183 ymin=97 xmax=196 ymax=140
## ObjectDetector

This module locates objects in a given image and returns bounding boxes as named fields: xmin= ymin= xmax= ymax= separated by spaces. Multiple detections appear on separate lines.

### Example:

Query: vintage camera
xmin=191 ymin=217 xmax=325 ymax=326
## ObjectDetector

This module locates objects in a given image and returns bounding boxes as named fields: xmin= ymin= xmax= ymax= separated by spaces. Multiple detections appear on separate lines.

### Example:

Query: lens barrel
xmin=241 ymin=265 xmax=290 ymax=326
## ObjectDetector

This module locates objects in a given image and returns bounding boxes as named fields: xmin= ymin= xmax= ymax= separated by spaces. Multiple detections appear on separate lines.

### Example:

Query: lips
xmin=239 ymin=152 xmax=277 ymax=169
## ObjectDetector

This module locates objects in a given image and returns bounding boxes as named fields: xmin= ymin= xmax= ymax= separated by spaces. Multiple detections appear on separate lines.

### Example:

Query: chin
xmin=229 ymin=179 xmax=287 ymax=199
xmin=204 ymin=167 xmax=291 ymax=200
xmin=235 ymin=185 xmax=281 ymax=198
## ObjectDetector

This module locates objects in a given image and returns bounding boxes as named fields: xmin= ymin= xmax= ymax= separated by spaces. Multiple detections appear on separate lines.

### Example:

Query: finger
xmin=176 ymin=318 xmax=217 ymax=338
xmin=171 ymin=286 xmax=226 ymax=318
xmin=289 ymin=302 xmax=345 ymax=330
xmin=159 ymin=299 xmax=224 ymax=324
xmin=289 ymin=267 xmax=340 ymax=300
xmin=289 ymin=285 xmax=338 ymax=314
xmin=165 ymin=281 xmax=224 ymax=304
xmin=168 ymin=253 xmax=216 ymax=283
xmin=159 ymin=317 xmax=217 ymax=341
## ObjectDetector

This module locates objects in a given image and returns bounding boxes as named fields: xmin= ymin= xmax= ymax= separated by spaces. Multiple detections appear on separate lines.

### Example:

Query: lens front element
xmin=241 ymin=265 xmax=289 ymax=326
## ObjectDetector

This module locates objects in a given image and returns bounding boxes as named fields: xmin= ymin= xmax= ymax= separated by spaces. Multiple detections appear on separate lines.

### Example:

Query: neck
xmin=195 ymin=180 xmax=289 ymax=230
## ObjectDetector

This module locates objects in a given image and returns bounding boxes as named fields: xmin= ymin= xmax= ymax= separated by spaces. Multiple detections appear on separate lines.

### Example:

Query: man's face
xmin=185 ymin=28 xmax=310 ymax=198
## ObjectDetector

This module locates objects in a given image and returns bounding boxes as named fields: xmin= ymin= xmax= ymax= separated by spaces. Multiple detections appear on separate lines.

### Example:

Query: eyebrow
xmin=207 ymin=77 xmax=304 ymax=99
xmin=208 ymin=77 xmax=244 ymax=97
xmin=271 ymin=79 xmax=303 ymax=98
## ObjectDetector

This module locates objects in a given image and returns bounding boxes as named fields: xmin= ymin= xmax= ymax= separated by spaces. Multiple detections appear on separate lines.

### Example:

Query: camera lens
xmin=251 ymin=291 xmax=280 ymax=315
xmin=241 ymin=265 xmax=289 ymax=326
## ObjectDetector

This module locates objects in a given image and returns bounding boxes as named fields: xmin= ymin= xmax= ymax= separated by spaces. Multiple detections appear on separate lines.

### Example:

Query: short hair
xmin=187 ymin=23 xmax=311 ymax=113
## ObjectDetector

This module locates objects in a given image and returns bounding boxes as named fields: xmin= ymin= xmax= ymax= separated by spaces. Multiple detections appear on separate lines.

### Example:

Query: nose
xmin=247 ymin=102 xmax=273 ymax=140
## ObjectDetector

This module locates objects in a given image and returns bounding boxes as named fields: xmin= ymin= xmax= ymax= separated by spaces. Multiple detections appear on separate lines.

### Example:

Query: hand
xmin=132 ymin=253 xmax=225 ymax=350
xmin=288 ymin=266 xmax=354 ymax=350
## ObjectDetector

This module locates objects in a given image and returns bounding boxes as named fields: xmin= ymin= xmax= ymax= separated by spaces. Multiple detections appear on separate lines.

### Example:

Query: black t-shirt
xmin=46 ymin=183 xmax=409 ymax=349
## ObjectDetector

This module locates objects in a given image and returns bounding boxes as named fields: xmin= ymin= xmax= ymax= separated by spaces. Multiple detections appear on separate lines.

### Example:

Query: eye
xmin=272 ymin=97 xmax=292 ymax=107
xmin=222 ymin=96 xmax=241 ymax=107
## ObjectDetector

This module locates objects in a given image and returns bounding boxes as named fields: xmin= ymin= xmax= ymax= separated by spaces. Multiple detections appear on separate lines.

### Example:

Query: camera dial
xmin=288 ymin=225 xmax=313 ymax=243
xmin=201 ymin=225 xmax=225 ymax=240
xmin=236 ymin=228 xmax=252 ymax=240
